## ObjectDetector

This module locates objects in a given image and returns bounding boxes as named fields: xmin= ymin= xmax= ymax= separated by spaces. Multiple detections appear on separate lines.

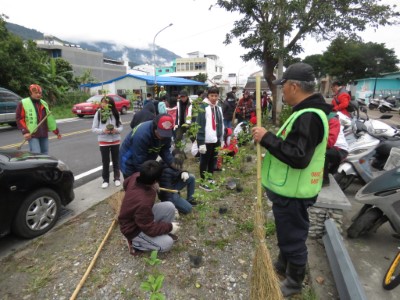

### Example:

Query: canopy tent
xmin=80 ymin=74 xmax=207 ymax=89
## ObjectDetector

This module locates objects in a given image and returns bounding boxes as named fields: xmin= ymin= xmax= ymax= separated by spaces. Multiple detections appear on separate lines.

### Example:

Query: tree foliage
xmin=0 ymin=14 xmax=75 ymax=102
xmin=302 ymin=37 xmax=399 ymax=83
xmin=215 ymin=0 xmax=400 ymax=121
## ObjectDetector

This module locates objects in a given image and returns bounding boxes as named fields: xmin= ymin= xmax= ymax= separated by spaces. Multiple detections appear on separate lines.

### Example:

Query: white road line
xmin=74 ymin=163 xmax=113 ymax=181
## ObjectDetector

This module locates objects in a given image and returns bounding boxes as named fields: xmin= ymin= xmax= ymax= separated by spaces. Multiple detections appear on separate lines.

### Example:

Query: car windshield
xmin=86 ymin=95 xmax=104 ymax=103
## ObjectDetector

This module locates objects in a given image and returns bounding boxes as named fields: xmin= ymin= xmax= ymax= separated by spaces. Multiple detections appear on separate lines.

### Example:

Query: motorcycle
xmin=334 ymin=104 xmax=400 ymax=190
xmin=378 ymin=95 xmax=400 ymax=113
xmin=347 ymin=165 xmax=400 ymax=239
xmin=368 ymin=97 xmax=380 ymax=110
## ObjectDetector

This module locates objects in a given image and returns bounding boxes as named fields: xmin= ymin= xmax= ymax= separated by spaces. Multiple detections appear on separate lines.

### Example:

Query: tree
xmin=215 ymin=0 xmax=400 ymax=123
xmin=0 ymin=14 xmax=48 ymax=96
xmin=193 ymin=73 xmax=208 ymax=83
xmin=303 ymin=37 xmax=399 ymax=84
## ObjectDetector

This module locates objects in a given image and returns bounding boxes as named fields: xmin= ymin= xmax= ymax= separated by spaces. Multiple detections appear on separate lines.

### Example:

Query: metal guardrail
xmin=322 ymin=218 xmax=367 ymax=300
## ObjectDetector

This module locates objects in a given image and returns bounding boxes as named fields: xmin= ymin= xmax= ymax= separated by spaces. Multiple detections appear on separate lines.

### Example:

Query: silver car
xmin=0 ymin=87 xmax=21 ymax=126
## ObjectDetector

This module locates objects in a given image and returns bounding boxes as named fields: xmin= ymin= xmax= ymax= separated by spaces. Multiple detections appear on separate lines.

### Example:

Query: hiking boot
xmin=280 ymin=263 xmax=306 ymax=297
xmin=199 ymin=184 xmax=212 ymax=192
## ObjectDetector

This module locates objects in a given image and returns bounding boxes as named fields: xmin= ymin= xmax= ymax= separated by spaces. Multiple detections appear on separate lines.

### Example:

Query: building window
xmin=166 ymin=69 xmax=170 ymax=73
xmin=190 ymin=62 xmax=194 ymax=70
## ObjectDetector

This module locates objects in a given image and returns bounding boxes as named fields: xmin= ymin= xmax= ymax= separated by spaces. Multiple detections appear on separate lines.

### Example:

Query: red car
xmin=72 ymin=94 xmax=131 ymax=117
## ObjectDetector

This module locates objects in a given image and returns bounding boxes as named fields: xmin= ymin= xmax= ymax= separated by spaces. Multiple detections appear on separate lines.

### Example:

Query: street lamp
xmin=236 ymin=65 xmax=247 ymax=88
xmin=372 ymin=57 xmax=383 ymax=99
xmin=153 ymin=23 xmax=173 ymax=96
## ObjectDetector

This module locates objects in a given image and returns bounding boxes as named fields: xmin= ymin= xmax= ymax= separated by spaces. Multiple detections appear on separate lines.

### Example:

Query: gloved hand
xmin=181 ymin=172 xmax=189 ymax=182
xmin=220 ymin=141 xmax=225 ymax=148
xmin=174 ymin=125 xmax=178 ymax=130
xmin=199 ymin=144 xmax=207 ymax=154
xmin=171 ymin=222 xmax=180 ymax=234
xmin=174 ymin=209 xmax=180 ymax=220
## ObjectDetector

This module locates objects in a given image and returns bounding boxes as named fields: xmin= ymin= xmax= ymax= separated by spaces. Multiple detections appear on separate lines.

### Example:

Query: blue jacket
xmin=119 ymin=120 xmax=174 ymax=177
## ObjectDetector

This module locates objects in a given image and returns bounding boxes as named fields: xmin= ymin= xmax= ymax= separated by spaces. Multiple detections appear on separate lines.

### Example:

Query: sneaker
xmin=208 ymin=179 xmax=216 ymax=185
xmin=188 ymin=198 xmax=198 ymax=206
xmin=114 ymin=180 xmax=121 ymax=187
xmin=168 ymin=233 xmax=179 ymax=241
xmin=126 ymin=239 xmax=142 ymax=256
xmin=101 ymin=182 xmax=109 ymax=189
xmin=199 ymin=184 xmax=212 ymax=192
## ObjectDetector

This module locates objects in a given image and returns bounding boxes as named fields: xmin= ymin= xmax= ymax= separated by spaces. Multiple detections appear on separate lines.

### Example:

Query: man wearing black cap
xmin=119 ymin=113 xmax=177 ymax=179
xmin=252 ymin=62 xmax=331 ymax=297
xmin=175 ymin=90 xmax=192 ymax=142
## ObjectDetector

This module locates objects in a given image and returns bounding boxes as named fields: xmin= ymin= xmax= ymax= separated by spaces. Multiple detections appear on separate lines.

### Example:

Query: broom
xmin=249 ymin=76 xmax=283 ymax=300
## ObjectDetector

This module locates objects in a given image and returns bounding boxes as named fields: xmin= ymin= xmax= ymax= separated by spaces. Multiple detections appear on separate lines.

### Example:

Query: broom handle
xmin=70 ymin=219 xmax=117 ymax=300
xmin=159 ymin=187 xmax=179 ymax=193
xmin=255 ymin=76 xmax=263 ymax=206
xmin=17 ymin=111 xmax=52 ymax=150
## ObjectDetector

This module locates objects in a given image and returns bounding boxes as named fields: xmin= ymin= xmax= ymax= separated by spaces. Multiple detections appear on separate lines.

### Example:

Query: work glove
xmin=174 ymin=125 xmax=179 ymax=130
xmin=171 ymin=222 xmax=180 ymax=234
xmin=181 ymin=171 xmax=189 ymax=182
xmin=199 ymin=144 xmax=207 ymax=154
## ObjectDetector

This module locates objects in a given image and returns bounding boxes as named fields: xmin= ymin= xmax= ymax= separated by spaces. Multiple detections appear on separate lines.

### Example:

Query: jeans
xmin=131 ymin=202 xmax=176 ymax=252
xmin=100 ymin=145 xmax=120 ymax=183
xmin=223 ymin=119 xmax=232 ymax=129
xmin=170 ymin=174 xmax=195 ymax=214
xmin=29 ymin=137 xmax=49 ymax=154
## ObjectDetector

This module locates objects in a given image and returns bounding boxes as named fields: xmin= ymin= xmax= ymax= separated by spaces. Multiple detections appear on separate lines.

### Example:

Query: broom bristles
xmin=107 ymin=190 xmax=124 ymax=219
xmin=250 ymin=243 xmax=282 ymax=300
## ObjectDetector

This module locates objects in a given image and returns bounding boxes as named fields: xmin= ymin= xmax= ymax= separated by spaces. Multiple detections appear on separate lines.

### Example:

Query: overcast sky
xmin=2 ymin=0 xmax=399 ymax=78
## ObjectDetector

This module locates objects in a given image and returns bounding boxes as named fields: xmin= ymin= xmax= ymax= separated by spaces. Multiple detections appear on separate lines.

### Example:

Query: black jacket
xmin=222 ymin=98 xmax=237 ymax=121
xmin=158 ymin=165 xmax=184 ymax=202
xmin=260 ymin=93 xmax=331 ymax=169
xmin=130 ymin=102 xmax=156 ymax=129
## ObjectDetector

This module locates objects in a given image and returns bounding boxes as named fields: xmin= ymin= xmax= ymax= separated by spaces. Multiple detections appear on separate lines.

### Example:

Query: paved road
xmin=0 ymin=112 xmax=135 ymax=187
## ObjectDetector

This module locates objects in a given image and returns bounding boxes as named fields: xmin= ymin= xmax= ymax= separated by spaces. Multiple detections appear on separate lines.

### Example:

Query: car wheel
xmin=121 ymin=106 xmax=127 ymax=115
xmin=347 ymin=207 xmax=383 ymax=238
xmin=12 ymin=188 xmax=61 ymax=238
xmin=77 ymin=114 xmax=84 ymax=118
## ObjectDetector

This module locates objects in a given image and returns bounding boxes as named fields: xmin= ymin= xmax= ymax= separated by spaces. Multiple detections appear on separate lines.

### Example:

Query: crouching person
xmin=159 ymin=163 xmax=197 ymax=214
xmin=118 ymin=160 xmax=180 ymax=255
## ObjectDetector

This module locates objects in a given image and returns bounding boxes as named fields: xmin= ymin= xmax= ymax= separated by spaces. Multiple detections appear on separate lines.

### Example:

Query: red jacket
xmin=331 ymin=87 xmax=351 ymax=117
xmin=118 ymin=173 xmax=172 ymax=241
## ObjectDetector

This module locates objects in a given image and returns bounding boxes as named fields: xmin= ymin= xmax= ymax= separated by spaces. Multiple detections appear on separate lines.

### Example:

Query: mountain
xmin=5 ymin=22 xmax=180 ymax=67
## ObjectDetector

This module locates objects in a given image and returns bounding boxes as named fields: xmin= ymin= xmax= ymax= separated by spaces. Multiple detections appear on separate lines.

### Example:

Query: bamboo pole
xmin=17 ymin=112 xmax=52 ymax=150
xmin=250 ymin=75 xmax=283 ymax=300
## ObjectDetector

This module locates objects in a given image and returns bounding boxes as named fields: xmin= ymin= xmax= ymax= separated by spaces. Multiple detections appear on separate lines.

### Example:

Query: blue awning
xmin=80 ymin=74 xmax=207 ymax=88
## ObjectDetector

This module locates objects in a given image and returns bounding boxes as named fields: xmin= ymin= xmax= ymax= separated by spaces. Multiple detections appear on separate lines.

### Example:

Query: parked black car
xmin=0 ymin=150 xmax=75 ymax=238
xmin=0 ymin=87 xmax=21 ymax=127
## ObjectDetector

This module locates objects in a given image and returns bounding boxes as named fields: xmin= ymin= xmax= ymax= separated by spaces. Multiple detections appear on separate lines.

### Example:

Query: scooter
xmin=334 ymin=105 xmax=400 ymax=190
xmin=347 ymin=166 xmax=400 ymax=239
xmin=378 ymin=95 xmax=400 ymax=113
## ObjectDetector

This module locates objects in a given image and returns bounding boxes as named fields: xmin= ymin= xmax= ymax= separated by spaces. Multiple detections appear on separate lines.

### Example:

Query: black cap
xmin=273 ymin=63 xmax=315 ymax=85
xmin=179 ymin=90 xmax=188 ymax=97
